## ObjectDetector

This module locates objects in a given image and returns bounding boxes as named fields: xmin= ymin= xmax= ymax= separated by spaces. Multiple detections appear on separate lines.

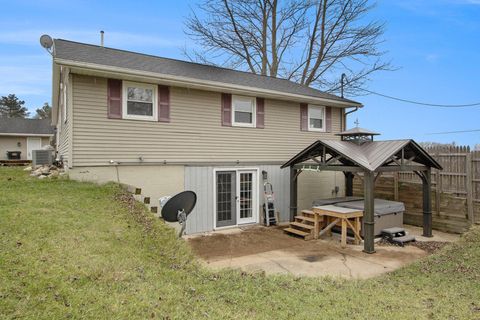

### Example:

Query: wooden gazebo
xmin=281 ymin=128 xmax=442 ymax=253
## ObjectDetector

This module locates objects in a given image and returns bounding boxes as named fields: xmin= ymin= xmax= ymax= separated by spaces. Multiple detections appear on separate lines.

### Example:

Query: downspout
xmin=340 ymin=73 xmax=359 ymax=130
xmin=343 ymin=107 xmax=359 ymax=131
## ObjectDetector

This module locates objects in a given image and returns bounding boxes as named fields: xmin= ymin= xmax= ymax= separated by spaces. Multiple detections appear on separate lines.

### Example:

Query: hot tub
xmin=335 ymin=199 xmax=405 ymax=236
xmin=311 ymin=196 xmax=363 ymax=207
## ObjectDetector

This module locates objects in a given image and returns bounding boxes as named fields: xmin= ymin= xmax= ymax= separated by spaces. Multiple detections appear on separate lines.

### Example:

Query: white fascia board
xmin=54 ymin=58 xmax=363 ymax=108
xmin=0 ymin=133 xmax=53 ymax=137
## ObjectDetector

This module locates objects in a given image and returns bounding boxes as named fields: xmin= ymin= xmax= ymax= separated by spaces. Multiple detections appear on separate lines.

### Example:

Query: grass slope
xmin=1 ymin=167 xmax=479 ymax=319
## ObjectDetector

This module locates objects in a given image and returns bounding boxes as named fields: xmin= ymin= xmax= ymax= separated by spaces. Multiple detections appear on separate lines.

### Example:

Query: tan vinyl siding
xmin=57 ymin=71 xmax=73 ymax=166
xmin=72 ymin=74 xmax=343 ymax=166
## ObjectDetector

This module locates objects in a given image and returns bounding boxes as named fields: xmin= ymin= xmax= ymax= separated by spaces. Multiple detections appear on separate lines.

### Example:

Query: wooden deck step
xmin=301 ymin=210 xmax=314 ymax=216
xmin=284 ymin=227 xmax=310 ymax=237
xmin=295 ymin=215 xmax=315 ymax=222
xmin=290 ymin=221 xmax=314 ymax=230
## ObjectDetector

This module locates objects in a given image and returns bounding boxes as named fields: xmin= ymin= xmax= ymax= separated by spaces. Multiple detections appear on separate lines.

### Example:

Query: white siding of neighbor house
xmin=0 ymin=136 xmax=50 ymax=160
xmin=70 ymin=74 xmax=343 ymax=167
xmin=184 ymin=165 xmax=291 ymax=235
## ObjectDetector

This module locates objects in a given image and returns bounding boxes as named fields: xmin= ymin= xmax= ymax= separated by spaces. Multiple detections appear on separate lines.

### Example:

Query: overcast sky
xmin=0 ymin=0 xmax=479 ymax=146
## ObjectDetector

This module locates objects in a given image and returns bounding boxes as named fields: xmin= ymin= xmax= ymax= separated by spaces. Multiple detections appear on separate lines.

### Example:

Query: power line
xmin=427 ymin=129 xmax=480 ymax=135
xmin=359 ymin=88 xmax=480 ymax=108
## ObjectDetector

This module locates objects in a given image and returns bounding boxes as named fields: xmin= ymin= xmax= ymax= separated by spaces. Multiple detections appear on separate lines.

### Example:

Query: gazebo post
xmin=289 ymin=167 xmax=298 ymax=221
xmin=363 ymin=171 xmax=375 ymax=253
xmin=345 ymin=172 xmax=354 ymax=196
xmin=422 ymin=168 xmax=433 ymax=237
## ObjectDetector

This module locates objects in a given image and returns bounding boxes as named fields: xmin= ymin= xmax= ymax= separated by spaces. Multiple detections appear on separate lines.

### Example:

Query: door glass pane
xmin=239 ymin=173 xmax=253 ymax=219
xmin=217 ymin=172 xmax=233 ymax=223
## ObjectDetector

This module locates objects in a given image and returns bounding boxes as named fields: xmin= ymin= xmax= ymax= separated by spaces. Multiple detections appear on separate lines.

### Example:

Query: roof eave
xmin=54 ymin=58 xmax=363 ymax=108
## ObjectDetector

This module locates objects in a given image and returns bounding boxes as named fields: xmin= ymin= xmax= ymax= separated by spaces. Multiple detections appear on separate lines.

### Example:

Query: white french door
xmin=237 ymin=170 xmax=257 ymax=224
xmin=215 ymin=169 xmax=258 ymax=228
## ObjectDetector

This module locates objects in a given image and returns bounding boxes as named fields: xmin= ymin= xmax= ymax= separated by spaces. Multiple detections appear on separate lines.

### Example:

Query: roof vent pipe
xmin=100 ymin=30 xmax=104 ymax=47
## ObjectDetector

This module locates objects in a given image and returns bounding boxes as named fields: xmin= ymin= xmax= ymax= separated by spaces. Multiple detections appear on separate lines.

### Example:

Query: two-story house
xmin=49 ymin=38 xmax=362 ymax=235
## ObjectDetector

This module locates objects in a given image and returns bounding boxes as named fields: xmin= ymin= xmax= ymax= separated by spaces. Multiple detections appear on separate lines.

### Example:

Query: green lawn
xmin=1 ymin=167 xmax=479 ymax=319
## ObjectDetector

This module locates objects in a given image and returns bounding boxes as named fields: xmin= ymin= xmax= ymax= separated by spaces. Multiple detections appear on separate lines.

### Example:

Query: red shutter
xmin=300 ymin=103 xmax=308 ymax=131
xmin=256 ymin=97 xmax=265 ymax=129
xmin=107 ymin=79 xmax=122 ymax=119
xmin=158 ymin=85 xmax=170 ymax=122
xmin=325 ymin=106 xmax=332 ymax=132
xmin=221 ymin=93 xmax=232 ymax=126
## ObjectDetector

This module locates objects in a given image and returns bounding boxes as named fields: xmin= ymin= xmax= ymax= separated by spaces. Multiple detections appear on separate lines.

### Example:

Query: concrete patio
xmin=187 ymin=225 xmax=459 ymax=279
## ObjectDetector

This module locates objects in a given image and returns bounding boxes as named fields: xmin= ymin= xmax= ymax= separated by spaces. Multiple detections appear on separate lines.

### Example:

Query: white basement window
xmin=308 ymin=105 xmax=325 ymax=131
xmin=122 ymin=81 xmax=157 ymax=121
xmin=232 ymin=95 xmax=256 ymax=127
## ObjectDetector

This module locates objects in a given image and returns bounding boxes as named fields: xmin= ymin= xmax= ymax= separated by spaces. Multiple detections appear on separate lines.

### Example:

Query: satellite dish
xmin=40 ymin=34 xmax=54 ymax=49
xmin=161 ymin=191 xmax=197 ymax=237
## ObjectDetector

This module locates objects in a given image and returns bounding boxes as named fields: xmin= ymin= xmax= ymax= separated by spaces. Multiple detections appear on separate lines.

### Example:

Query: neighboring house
xmin=49 ymin=38 xmax=363 ymax=235
xmin=0 ymin=118 xmax=53 ymax=161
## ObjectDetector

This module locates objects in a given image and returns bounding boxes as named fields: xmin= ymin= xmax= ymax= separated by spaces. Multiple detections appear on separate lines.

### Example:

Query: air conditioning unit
xmin=32 ymin=150 xmax=53 ymax=166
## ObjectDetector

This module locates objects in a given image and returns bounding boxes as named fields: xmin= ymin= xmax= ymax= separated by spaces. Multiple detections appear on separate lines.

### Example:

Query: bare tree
xmin=185 ymin=0 xmax=391 ymax=95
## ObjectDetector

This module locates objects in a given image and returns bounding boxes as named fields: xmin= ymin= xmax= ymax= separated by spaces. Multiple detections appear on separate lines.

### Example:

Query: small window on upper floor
xmin=308 ymin=105 xmax=325 ymax=132
xmin=122 ymin=81 xmax=157 ymax=121
xmin=232 ymin=95 xmax=256 ymax=127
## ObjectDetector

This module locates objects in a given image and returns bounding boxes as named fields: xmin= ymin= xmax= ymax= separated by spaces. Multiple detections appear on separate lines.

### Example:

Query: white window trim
xmin=308 ymin=105 xmax=326 ymax=132
xmin=232 ymin=95 xmax=256 ymax=127
xmin=122 ymin=81 xmax=158 ymax=121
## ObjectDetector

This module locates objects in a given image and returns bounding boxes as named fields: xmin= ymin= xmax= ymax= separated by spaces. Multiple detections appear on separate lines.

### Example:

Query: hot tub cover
xmin=312 ymin=196 xmax=363 ymax=207
xmin=335 ymin=199 xmax=405 ymax=216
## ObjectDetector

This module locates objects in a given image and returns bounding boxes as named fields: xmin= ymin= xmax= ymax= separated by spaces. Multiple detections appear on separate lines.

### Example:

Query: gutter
xmin=343 ymin=106 xmax=359 ymax=130
xmin=54 ymin=58 xmax=363 ymax=108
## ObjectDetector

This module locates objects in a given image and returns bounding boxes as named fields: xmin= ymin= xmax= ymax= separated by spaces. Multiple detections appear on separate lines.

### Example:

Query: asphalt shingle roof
xmin=0 ymin=118 xmax=54 ymax=135
xmin=53 ymin=39 xmax=361 ymax=106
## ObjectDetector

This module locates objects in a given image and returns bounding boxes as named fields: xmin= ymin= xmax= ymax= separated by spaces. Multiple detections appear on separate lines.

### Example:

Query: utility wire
xmin=427 ymin=129 xmax=480 ymax=135
xmin=359 ymin=88 xmax=480 ymax=108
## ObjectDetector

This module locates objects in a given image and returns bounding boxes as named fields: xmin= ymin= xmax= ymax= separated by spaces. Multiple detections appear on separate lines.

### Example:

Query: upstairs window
xmin=232 ymin=95 xmax=256 ymax=127
xmin=122 ymin=81 xmax=157 ymax=121
xmin=308 ymin=105 xmax=325 ymax=131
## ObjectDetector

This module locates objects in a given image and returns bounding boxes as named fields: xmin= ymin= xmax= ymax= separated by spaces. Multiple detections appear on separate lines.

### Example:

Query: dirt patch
xmin=188 ymin=226 xmax=304 ymax=261
xmin=410 ymin=241 xmax=449 ymax=254
xmin=377 ymin=238 xmax=449 ymax=254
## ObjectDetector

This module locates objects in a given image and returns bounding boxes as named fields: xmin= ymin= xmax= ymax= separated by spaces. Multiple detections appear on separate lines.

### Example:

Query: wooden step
xmin=284 ymin=227 xmax=313 ymax=240
xmin=290 ymin=221 xmax=314 ymax=230
xmin=301 ymin=210 xmax=314 ymax=216
xmin=295 ymin=215 xmax=315 ymax=222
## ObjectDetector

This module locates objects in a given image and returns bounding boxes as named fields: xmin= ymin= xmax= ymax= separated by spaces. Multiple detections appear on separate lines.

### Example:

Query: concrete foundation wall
xmin=68 ymin=165 xmax=185 ymax=204
xmin=297 ymin=171 xmax=345 ymax=211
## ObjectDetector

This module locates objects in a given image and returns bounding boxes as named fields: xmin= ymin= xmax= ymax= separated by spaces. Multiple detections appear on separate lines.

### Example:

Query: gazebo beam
xmin=363 ymin=171 xmax=375 ymax=253
xmin=422 ymin=168 xmax=433 ymax=237
xmin=376 ymin=165 xmax=428 ymax=172
xmin=292 ymin=164 xmax=364 ymax=172
xmin=345 ymin=172 xmax=354 ymax=196
xmin=289 ymin=168 xmax=299 ymax=221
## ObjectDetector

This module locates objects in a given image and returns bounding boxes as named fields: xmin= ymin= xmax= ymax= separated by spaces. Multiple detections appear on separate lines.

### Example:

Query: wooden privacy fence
xmin=353 ymin=146 xmax=480 ymax=233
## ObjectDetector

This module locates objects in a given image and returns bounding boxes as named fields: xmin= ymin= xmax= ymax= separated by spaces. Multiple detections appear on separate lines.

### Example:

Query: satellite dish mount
xmin=39 ymin=34 xmax=55 ymax=56
xmin=161 ymin=191 xmax=197 ymax=237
